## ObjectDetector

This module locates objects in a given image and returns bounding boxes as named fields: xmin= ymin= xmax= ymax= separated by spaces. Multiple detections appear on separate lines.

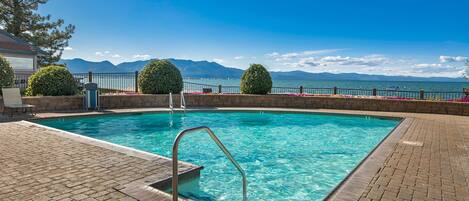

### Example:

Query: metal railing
xmin=78 ymin=72 xmax=139 ymax=93
xmin=12 ymin=71 xmax=469 ymax=102
xmin=172 ymin=126 xmax=247 ymax=201
xmin=183 ymin=81 xmax=219 ymax=93
xmin=169 ymin=92 xmax=174 ymax=112
xmin=13 ymin=73 xmax=32 ymax=89
xmin=180 ymin=92 xmax=186 ymax=112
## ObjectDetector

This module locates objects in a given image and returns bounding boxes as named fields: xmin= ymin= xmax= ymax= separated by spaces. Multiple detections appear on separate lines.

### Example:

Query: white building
xmin=0 ymin=29 xmax=43 ymax=75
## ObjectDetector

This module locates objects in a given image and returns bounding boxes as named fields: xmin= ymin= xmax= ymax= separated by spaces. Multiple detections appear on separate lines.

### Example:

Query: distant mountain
xmin=270 ymin=71 xmax=465 ymax=82
xmin=168 ymin=59 xmax=244 ymax=78
xmin=59 ymin=58 xmax=465 ymax=82
xmin=60 ymin=58 xmax=244 ymax=78
xmin=59 ymin=58 xmax=118 ymax=72
xmin=115 ymin=60 xmax=150 ymax=72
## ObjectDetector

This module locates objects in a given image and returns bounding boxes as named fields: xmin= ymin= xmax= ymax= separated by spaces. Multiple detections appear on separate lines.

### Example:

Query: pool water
xmin=36 ymin=111 xmax=399 ymax=200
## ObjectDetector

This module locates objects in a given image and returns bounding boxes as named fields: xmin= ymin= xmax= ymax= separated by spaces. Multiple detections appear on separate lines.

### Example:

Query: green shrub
xmin=138 ymin=60 xmax=183 ymax=94
xmin=240 ymin=64 xmax=272 ymax=94
xmin=26 ymin=66 xmax=77 ymax=96
xmin=0 ymin=56 xmax=14 ymax=90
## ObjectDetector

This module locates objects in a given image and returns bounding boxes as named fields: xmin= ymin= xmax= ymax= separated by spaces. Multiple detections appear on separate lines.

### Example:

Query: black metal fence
xmin=182 ymin=80 xmax=467 ymax=101
xmin=72 ymin=72 xmax=139 ymax=92
xmin=12 ymin=71 xmax=469 ymax=101
xmin=13 ymin=73 xmax=31 ymax=89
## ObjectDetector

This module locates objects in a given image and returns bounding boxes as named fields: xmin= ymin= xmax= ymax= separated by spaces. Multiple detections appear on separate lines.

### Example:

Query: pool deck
xmin=0 ymin=108 xmax=468 ymax=200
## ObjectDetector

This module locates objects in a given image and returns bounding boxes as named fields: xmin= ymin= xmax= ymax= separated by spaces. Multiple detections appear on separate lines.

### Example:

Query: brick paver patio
xmin=359 ymin=114 xmax=469 ymax=201
xmin=0 ymin=108 xmax=468 ymax=201
xmin=0 ymin=120 xmax=197 ymax=201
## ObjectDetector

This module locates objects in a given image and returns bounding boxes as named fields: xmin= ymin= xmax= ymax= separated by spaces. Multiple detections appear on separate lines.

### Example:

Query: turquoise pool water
xmin=36 ymin=111 xmax=399 ymax=200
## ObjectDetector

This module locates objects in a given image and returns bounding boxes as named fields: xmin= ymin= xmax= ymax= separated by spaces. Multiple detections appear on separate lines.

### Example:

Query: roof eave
xmin=0 ymin=48 xmax=37 ymax=56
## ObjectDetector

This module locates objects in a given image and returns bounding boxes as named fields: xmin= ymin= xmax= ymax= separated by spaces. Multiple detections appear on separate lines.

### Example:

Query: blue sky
xmin=39 ymin=0 xmax=469 ymax=77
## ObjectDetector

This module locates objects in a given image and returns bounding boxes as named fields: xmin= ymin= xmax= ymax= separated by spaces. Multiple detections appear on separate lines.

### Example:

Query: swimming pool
xmin=36 ymin=111 xmax=399 ymax=200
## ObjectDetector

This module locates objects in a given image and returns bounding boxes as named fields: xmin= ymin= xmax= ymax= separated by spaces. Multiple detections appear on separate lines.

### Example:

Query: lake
xmin=185 ymin=78 xmax=468 ymax=92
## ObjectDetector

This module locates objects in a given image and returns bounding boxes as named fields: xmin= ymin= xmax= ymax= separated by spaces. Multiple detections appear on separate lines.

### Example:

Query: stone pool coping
xmin=325 ymin=117 xmax=412 ymax=200
xmin=29 ymin=107 xmax=410 ymax=200
xmin=22 ymin=119 xmax=203 ymax=201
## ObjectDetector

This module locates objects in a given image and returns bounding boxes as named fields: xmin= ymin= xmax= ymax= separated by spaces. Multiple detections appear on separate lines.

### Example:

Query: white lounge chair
xmin=1 ymin=88 xmax=35 ymax=116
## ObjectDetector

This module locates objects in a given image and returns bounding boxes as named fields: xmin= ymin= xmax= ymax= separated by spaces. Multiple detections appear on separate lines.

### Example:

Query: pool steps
xmin=169 ymin=92 xmax=186 ymax=113
xmin=172 ymin=126 xmax=247 ymax=201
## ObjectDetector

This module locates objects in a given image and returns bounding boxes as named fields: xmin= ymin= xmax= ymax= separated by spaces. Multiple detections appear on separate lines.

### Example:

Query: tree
xmin=138 ymin=60 xmax=183 ymax=94
xmin=0 ymin=0 xmax=75 ymax=66
xmin=0 ymin=55 xmax=14 ymax=89
xmin=26 ymin=65 xmax=77 ymax=96
xmin=240 ymin=64 xmax=272 ymax=94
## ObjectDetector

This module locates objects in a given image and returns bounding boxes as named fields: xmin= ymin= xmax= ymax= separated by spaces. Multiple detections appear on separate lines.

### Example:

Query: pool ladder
xmin=172 ymin=126 xmax=247 ymax=201
xmin=169 ymin=92 xmax=186 ymax=113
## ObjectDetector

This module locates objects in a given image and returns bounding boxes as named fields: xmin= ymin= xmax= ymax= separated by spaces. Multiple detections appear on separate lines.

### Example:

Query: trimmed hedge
xmin=138 ymin=60 xmax=183 ymax=94
xmin=26 ymin=66 xmax=77 ymax=96
xmin=240 ymin=64 xmax=272 ymax=94
xmin=0 ymin=56 xmax=14 ymax=90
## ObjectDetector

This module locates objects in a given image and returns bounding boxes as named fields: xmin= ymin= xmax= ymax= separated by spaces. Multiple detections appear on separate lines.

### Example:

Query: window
xmin=4 ymin=56 xmax=34 ymax=70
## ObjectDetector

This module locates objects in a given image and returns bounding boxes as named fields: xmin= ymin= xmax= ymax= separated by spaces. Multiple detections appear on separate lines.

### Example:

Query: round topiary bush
xmin=240 ymin=64 xmax=272 ymax=94
xmin=26 ymin=66 xmax=77 ymax=96
xmin=0 ymin=56 xmax=14 ymax=90
xmin=138 ymin=60 xmax=183 ymax=94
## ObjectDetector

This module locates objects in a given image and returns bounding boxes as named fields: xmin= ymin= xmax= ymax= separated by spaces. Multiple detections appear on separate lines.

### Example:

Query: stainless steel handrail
xmin=172 ymin=126 xmax=247 ymax=201
xmin=180 ymin=92 xmax=186 ymax=112
xmin=169 ymin=92 xmax=174 ymax=113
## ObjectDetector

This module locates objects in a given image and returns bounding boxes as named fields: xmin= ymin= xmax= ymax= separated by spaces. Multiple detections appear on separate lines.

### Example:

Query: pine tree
xmin=0 ymin=0 xmax=75 ymax=67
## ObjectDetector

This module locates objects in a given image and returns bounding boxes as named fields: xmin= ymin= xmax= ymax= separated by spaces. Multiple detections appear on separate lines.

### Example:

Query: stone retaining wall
xmin=183 ymin=94 xmax=469 ymax=116
xmin=1 ymin=94 xmax=468 ymax=115
xmin=0 ymin=96 xmax=84 ymax=112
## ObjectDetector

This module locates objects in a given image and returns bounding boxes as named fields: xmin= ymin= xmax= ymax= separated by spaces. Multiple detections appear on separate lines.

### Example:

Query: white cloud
xmin=133 ymin=54 xmax=151 ymax=59
xmin=413 ymin=63 xmax=442 ymax=68
xmin=212 ymin=58 xmax=224 ymax=63
xmin=267 ymin=53 xmax=467 ymax=77
xmin=266 ymin=49 xmax=344 ymax=61
xmin=439 ymin=55 xmax=467 ymax=63
xmin=234 ymin=56 xmax=257 ymax=60
xmin=94 ymin=50 xmax=116 ymax=57
xmin=64 ymin=47 xmax=73 ymax=51
xmin=295 ymin=55 xmax=389 ymax=67
xmin=111 ymin=54 xmax=121 ymax=58
xmin=411 ymin=65 xmax=460 ymax=74
xmin=297 ymin=57 xmax=319 ymax=67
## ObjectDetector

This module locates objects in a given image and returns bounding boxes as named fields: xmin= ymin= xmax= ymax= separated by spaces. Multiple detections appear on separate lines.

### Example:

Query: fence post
xmin=218 ymin=85 xmax=222 ymax=94
xmin=134 ymin=71 xmax=139 ymax=93
xmin=372 ymin=88 xmax=377 ymax=96
xmin=299 ymin=86 xmax=303 ymax=94
xmin=333 ymin=86 xmax=337 ymax=95
xmin=419 ymin=89 xmax=425 ymax=100
xmin=88 ymin=71 xmax=93 ymax=83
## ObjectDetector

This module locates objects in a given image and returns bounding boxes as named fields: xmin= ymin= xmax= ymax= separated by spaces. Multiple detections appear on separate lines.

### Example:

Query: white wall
xmin=0 ymin=52 xmax=37 ymax=73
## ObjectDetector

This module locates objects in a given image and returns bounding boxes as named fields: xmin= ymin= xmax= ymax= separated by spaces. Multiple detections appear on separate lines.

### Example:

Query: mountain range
xmin=59 ymin=58 xmax=466 ymax=82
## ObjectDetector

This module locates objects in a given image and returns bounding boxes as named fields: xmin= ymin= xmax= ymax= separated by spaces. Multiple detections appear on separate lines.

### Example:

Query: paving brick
xmin=360 ymin=113 xmax=469 ymax=201
xmin=0 ymin=122 xmax=191 ymax=201
xmin=1 ymin=109 xmax=469 ymax=201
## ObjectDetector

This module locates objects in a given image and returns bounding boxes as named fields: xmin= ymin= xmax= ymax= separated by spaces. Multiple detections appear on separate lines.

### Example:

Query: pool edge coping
xmin=18 ymin=120 xmax=203 ymax=201
xmin=325 ymin=117 xmax=413 ymax=201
